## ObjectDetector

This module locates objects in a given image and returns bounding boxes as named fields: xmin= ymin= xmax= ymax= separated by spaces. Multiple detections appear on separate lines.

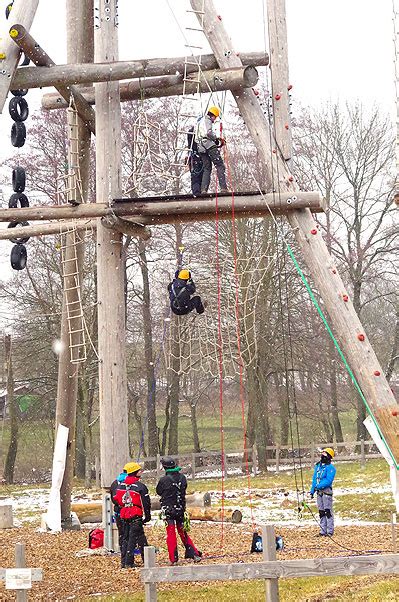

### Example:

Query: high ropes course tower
xmin=0 ymin=0 xmax=397 ymax=528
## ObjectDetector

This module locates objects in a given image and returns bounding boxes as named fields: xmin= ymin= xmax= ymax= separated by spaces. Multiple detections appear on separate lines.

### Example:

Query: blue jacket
xmin=310 ymin=462 xmax=336 ymax=494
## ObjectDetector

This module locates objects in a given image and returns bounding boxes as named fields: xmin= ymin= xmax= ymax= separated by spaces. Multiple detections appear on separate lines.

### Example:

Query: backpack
xmin=171 ymin=282 xmax=189 ymax=310
xmin=89 ymin=528 xmax=104 ymax=549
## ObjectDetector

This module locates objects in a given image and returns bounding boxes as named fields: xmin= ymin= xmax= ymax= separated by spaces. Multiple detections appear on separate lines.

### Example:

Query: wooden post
xmin=261 ymin=525 xmax=279 ymax=601
xmin=15 ymin=543 xmax=27 ymax=602
xmin=95 ymin=0 xmax=129 ymax=487
xmin=360 ymin=439 xmax=366 ymax=469
xmin=144 ymin=546 xmax=157 ymax=602
xmin=95 ymin=456 xmax=100 ymax=489
xmin=0 ymin=0 xmax=39 ymax=112
xmin=275 ymin=445 xmax=280 ymax=474
xmin=310 ymin=442 xmax=315 ymax=466
xmin=193 ymin=0 xmax=399 ymax=466
xmin=191 ymin=453 xmax=196 ymax=480
xmin=392 ymin=513 xmax=397 ymax=553
xmin=55 ymin=0 xmax=93 ymax=525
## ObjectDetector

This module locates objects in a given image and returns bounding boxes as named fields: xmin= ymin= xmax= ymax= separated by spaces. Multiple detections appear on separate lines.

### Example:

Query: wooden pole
xmin=0 ymin=0 xmax=39 ymax=112
xmin=14 ymin=51 xmax=268 ymax=90
xmin=42 ymin=66 xmax=258 ymax=109
xmin=15 ymin=543 xmax=27 ymax=602
xmin=95 ymin=0 xmax=129 ymax=488
xmin=261 ymin=525 xmax=279 ymax=601
xmin=0 ymin=219 xmax=96 ymax=240
xmin=144 ymin=547 xmax=158 ymax=602
xmin=10 ymin=25 xmax=95 ymax=133
xmin=193 ymin=0 xmax=399 ymax=466
xmin=55 ymin=0 xmax=94 ymax=525
xmin=101 ymin=214 xmax=151 ymax=240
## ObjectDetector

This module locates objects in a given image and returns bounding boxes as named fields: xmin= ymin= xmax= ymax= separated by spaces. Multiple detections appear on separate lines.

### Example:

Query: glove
xmin=308 ymin=492 xmax=314 ymax=499
xmin=219 ymin=137 xmax=226 ymax=147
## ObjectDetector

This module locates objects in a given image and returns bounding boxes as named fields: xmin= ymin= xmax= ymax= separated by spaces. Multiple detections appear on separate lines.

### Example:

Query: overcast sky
xmin=0 ymin=0 xmax=396 ymax=285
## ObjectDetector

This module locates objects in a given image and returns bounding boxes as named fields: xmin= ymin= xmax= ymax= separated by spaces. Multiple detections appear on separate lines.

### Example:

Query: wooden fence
xmin=134 ymin=440 xmax=381 ymax=482
xmin=141 ymin=525 xmax=399 ymax=601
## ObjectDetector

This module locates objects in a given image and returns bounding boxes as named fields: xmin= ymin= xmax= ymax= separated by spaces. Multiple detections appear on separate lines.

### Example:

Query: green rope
xmin=284 ymin=242 xmax=399 ymax=470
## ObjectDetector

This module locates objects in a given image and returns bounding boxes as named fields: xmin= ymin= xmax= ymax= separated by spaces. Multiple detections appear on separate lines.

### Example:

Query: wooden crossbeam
xmin=12 ymin=51 xmax=269 ymax=90
xmin=42 ymin=66 xmax=258 ymax=109
xmin=10 ymin=24 xmax=95 ymax=133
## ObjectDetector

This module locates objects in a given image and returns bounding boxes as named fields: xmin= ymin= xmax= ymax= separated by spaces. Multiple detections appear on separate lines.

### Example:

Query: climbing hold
xmin=357 ymin=334 xmax=365 ymax=341
xmin=332 ymin=269 xmax=337 ymax=274
xmin=217 ymin=15 xmax=222 ymax=20
xmin=9 ymin=28 xmax=18 ymax=38
xmin=285 ymin=123 xmax=289 ymax=130
xmin=272 ymin=149 xmax=276 ymax=154
xmin=288 ymin=84 xmax=293 ymax=91
xmin=288 ymin=176 xmax=294 ymax=182
xmin=373 ymin=370 xmax=381 ymax=376
xmin=0 ymin=53 xmax=6 ymax=60
xmin=253 ymin=88 xmax=259 ymax=96
xmin=275 ymin=94 xmax=281 ymax=100
xmin=392 ymin=410 xmax=398 ymax=417
xmin=342 ymin=294 xmax=349 ymax=302
xmin=310 ymin=229 xmax=317 ymax=235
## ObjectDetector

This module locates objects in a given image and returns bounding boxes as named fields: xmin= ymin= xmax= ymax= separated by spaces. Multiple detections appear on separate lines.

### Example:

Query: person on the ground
xmin=309 ymin=447 xmax=336 ymax=537
xmin=156 ymin=457 xmax=202 ymax=565
xmin=168 ymin=269 xmax=205 ymax=316
xmin=194 ymin=106 xmax=228 ymax=194
xmin=110 ymin=464 xmax=129 ymax=552
xmin=113 ymin=462 xmax=151 ymax=568
xmin=187 ymin=125 xmax=203 ymax=197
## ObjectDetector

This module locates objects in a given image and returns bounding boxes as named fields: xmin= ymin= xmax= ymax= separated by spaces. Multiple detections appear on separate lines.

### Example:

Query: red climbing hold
xmin=311 ymin=229 xmax=317 ymax=235
xmin=392 ymin=410 xmax=398 ymax=417
xmin=272 ymin=149 xmax=277 ymax=154
xmin=342 ymin=294 xmax=349 ymax=302
xmin=288 ymin=176 xmax=294 ymax=182
xmin=253 ymin=88 xmax=259 ymax=96
xmin=374 ymin=370 xmax=381 ymax=376
xmin=217 ymin=15 xmax=222 ymax=20
xmin=332 ymin=269 xmax=337 ymax=274
xmin=357 ymin=334 xmax=365 ymax=341
xmin=275 ymin=93 xmax=281 ymax=100
xmin=288 ymin=84 xmax=293 ymax=91
xmin=285 ymin=123 xmax=289 ymax=130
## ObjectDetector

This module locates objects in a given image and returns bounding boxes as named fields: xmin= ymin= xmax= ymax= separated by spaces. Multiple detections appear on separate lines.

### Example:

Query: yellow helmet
xmin=123 ymin=461 xmax=142 ymax=474
xmin=208 ymin=106 xmax=220 ymax=118
xmin=178 ymin=269 xmax=190 ymax=280
xmin=322 ymin=448 xmax=335 ymax=459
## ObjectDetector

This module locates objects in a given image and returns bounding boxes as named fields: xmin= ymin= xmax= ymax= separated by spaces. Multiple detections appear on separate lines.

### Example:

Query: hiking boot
xmin=220 ymin=188 xmax=230 ymax=194
xmin=315 ymin=533 xmax=327 ymax=537
xmin=170 ymin=561 xmax=178 ymax=566
xmin=193 ymin=554 xmax=202 ymax=563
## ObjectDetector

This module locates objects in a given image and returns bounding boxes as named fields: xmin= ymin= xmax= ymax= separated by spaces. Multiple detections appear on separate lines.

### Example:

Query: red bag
xmin=89 ymin=528 xmax=104 ymax=549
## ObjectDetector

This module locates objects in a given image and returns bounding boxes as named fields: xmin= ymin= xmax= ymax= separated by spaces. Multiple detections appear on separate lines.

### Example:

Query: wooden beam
xmin=95 ymin=0 xmax=129 ymax=488
xmin=13 ymin=51 xmax=269 ymax=90
xmin=101 ymin=214 xmax=151 ymax=240
xmin=41 ymin=66 xmax=258 ymax=110
xmin=0 ymin=191 xmax=325 ymax=224
xmin=0 ymin=219 xmax=96 ymax=240
xmin=10 ymin=24 xmax=96 ymax=134
xmin=193 ymin=0 xmax=399 ymax=466
xmin=0 ymin=0 xmax=39 ymax=112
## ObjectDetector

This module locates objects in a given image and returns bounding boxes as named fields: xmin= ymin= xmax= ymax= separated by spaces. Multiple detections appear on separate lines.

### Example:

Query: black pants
xmin=172 ymin=296 xmax=204 ymax=316
xmin=190 ymin=157 xmax=203 ymax=196
xmin=120 ymin=517 xmax=148 ymax=567
xmin=200 ymin=146 xmax=227 ymax=192
xmin=115 ymin=514 xmax=124 ymax=552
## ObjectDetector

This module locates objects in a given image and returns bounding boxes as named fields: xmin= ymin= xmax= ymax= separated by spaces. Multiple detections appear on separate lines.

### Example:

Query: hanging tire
xmin=11 ymin=122 xmax=26 ymax=147
xmin=12 ymin=166 xmax=26 ymax=192
xmin=8 ymin=192 xmax=29 ymax=208
xmin=9 ymin=96 xmax=29 ymax=122
xmin=8 ymin=221 xmax=30 ymax=244
xmin=10 ymin=243 xmax=27 ymax=271
xmin=10 ymin=89 xmax=28 ymax=97
xmin=5 ymin=2 xmax=13 ymax=19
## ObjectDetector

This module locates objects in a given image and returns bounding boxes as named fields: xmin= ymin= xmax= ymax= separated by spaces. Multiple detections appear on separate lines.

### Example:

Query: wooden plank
xmin=143 ymin=547 xmax=157 ymax=602
xmin=141 ymin=554 xmax=399 ymax=583
xmin=95 ymin=0 xmax=129 ymax=488
xmin=15 ymin=543 xmax=27 ymax=602
xmin=101 ymin=214 xmax=151 ymax=240
xmin=0 ymin=219 xmax=96 ymax=240
xmin=0 ymin=569 xmax=42 ymax=581
xmin=42 ymin=66 xmax=258 ymax=109
xmin=10 ymin=24 xmax=95 ymax=133
xmin=15 ymin=51 xmax=269 ymax=90
xmin=262 ymin=525 xmax=279 ymax=601
xmin=0 ymin=0 xmax=39 ymax=112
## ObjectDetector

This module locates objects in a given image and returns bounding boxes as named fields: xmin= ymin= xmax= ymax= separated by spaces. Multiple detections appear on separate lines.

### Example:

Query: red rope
xmin=223 ymin=140 xmax=255 ymax=528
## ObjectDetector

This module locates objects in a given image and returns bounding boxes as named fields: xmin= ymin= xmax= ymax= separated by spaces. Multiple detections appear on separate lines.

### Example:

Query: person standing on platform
xmin=195 ymin=106 xmax=229 ymax=194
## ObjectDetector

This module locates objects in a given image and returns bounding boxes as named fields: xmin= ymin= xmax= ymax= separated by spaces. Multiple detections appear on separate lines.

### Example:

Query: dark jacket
xmin=156 ymin=470 xmax=187 ymax=511
xmin=113 ymin=475 xmax=151 ymax=522
xmin=168 ymin=277 xmax=196 ymax=312
xmin=110 ymin=472 xmax=127 ymax=515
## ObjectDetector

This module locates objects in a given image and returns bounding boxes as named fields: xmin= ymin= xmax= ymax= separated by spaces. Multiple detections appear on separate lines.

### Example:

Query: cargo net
xmin=163 ymin=249 xmax=276 ymax=377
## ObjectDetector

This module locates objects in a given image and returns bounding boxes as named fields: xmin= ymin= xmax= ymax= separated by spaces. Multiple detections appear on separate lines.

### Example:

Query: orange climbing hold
xmin=374 ymin=370 xmax=381 ymax=376
xmin=392 ymin=410 xmax=398 ymax=417
xmin=357 ymin=334 xmax=365 ymax=341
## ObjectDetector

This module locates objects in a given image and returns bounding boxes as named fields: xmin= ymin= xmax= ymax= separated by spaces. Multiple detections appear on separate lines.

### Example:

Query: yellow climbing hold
xmin=10 ymin=29 xmax=18 ymax=38
xmin=0 ymin=53 xmax=6 ymax=60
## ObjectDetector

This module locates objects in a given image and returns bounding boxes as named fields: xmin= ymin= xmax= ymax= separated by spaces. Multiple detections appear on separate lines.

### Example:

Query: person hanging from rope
xmin=309 ymin=448 xmax=336 ymax=537
xmin=156 ymin=457 xmax=202 ymax=565
xmin=186 ymin=125 xmax=203 ymax=197
xmin=194 ymin=106 xmax=229 ymax=194
xmin=168 ymin=269 xmax=205 ymax=316
xmin=113 ymin=462 xmax=151 ymax=568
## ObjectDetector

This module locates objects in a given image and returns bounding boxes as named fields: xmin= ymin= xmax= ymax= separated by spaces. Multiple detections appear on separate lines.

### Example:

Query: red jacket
xmin=113 ymin=476 xmax=151 ymax=521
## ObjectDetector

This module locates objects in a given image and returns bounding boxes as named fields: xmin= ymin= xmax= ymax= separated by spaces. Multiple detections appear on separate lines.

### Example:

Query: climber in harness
xmin=168 ymin=269 xmax=205 ymax=316
xmin=113 ymin=462 xmax=151 ymax=568
xmin=194 ymin=106 xmax=229 ymax=194
xmin=156 ymin=457 xmax=202 ymax=565
xmin=187 ymin=125 xmax=203 ymax=197
xmin=309 ymin=447 xmax=336 ymax=537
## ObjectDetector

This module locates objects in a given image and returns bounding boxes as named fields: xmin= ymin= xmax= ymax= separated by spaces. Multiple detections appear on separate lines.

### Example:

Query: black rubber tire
xmin=8 ymin=192 xmax=29 ymax=208
xmin=12 ymin=166 xmax=26 ymax=192
xmin=5 ymin=2 xmax=13 ymax=19
xmin=11 ymin=122 xmax=26 ymax=147
xmin=10 ymin=244 xmax=27 ymax=271
xmin=9 ymin=96 xmax=29 ymax=122
xmin=10 ymin=89 xmax=28 ymax=97
xmin=8 ymin=221 xmax=30 ymax=244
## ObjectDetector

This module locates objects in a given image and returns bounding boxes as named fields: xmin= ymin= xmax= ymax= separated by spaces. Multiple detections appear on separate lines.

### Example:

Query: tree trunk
xmin=190 ymin=400 xmax=201 ymax=454
xmin=275 ymin=373 xmax=289 ymax=447
xmin=4 ymin=335 xmax=18 ymax=484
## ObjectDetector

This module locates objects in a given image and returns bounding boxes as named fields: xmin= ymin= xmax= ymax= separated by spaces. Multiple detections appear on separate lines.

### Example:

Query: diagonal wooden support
xmin=191 ymin=0 xmax=399 ymax=465
xmin=0 ymin=0 xmax=38 ymax=112
xmin=9 ymin=24 xmax=95 ymax=134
